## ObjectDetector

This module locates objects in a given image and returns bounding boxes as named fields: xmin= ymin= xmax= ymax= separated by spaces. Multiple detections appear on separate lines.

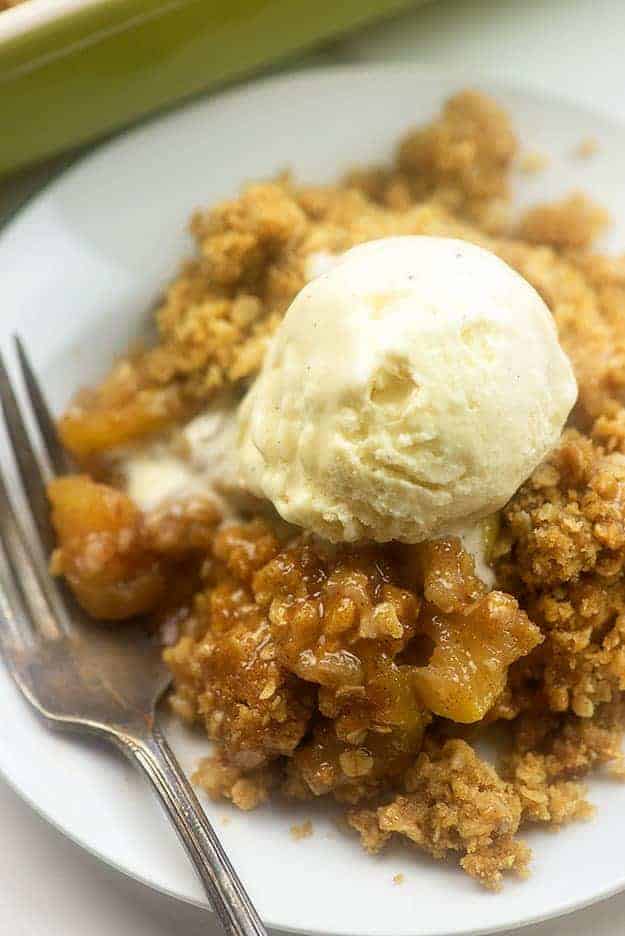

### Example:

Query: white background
xmin=3 ymin=0 xmax=625 ymax=932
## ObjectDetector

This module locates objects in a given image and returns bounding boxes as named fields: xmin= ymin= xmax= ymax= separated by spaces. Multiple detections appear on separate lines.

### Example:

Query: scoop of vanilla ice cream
xmin=238 ymin=236 xmax=577 ymax=543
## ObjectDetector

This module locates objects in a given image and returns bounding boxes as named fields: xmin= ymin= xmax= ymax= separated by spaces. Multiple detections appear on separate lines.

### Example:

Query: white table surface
xmin=3 ymin=0 xmax=625 ymax=932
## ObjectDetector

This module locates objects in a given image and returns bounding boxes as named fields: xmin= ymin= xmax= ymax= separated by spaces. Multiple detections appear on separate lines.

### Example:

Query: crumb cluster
xmin=50 ymin=90 xmax=625 ymax=889
xmin=290 ymin=820 xmax=314 ymax=841
xmin=519 ymin=151 xmax=550 ymax=174
xmin=574 ymin=138 xmax=599 ymax=159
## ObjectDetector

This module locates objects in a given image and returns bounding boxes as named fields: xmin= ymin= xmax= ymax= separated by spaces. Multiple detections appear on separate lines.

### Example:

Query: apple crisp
xmin=49 ymin=90 xmax=625 ymax=889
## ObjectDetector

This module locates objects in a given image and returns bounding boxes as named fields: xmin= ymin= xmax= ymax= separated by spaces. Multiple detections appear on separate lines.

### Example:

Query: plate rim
xmin=2 ymin=61 xmax=625 ymax=936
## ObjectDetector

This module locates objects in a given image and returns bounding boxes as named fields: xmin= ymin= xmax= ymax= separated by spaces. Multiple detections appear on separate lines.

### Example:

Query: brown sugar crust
xmin=49 ymin=91 xmax=625 ymax=888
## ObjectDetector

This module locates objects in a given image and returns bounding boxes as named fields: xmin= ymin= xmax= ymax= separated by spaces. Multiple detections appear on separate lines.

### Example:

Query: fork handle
xmin=115 ymin=724 xmax=267 ymax=936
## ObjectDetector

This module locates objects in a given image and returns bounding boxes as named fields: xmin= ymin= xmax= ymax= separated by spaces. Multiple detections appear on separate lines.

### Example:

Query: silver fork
xmin=0 ymin=337 xmax=267 ymax=936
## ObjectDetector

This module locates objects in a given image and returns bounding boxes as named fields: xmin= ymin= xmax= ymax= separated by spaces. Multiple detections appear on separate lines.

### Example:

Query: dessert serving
xmin=47 ymin=90 xmax=625 ymax=890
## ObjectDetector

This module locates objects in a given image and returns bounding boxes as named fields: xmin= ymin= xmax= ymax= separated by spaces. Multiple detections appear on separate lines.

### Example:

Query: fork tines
xmin=0 ymin=341 xmax=67 ymax=644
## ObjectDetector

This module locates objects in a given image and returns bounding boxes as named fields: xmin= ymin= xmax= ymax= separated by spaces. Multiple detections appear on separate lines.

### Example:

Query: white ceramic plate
xmin=1 ymin=66 xmax=625 ymax=936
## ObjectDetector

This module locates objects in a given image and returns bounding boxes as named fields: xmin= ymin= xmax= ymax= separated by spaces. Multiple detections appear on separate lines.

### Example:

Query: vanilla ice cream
xmin=238 ymin=236 xmax=577 ymax=544
xmin=120 ymin=396 xmax=241 ymax=515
